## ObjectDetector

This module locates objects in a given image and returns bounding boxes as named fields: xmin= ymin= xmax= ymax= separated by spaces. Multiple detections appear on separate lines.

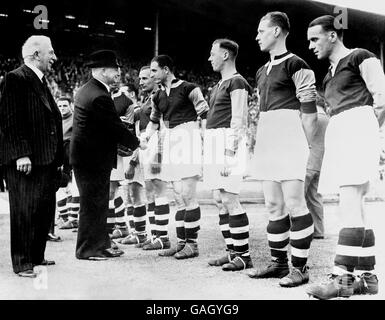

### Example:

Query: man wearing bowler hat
xmin=70 ymin=49 xmax=142 ymax=260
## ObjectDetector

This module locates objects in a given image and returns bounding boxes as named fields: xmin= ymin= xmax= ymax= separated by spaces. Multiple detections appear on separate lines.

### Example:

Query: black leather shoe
xmin=34 ymin=259 xmax=55 ymax=266
xmin=47 ymin=233 xmax=62 ymax=242
xmin=17 ymin=270 xmax=37 ymax=278
xmin=248 ymin=259 xmax=289 ymax=278
xmin=103 ymin=248 xmax=124 ymax=257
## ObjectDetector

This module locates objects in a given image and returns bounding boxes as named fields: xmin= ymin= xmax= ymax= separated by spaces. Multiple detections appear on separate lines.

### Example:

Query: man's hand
xmin=220 ymin=154 xmax=237 ymax=177
xmin=200 ymin=128 xmax=205 ymax=144
xmin=220 ymin=165 xmax=232 ymax=177
xmin=139 ymin=135 xmax=149 ymax=150
xmin=125 ymin=164 xmax=135 ymax=180
xmin=376 ymin=108 xmax=385 ymax=128
xmin=16 ymin=157 xmax=32 ymax=175
xmin=150 ymin=152 xmax=162 ymax=174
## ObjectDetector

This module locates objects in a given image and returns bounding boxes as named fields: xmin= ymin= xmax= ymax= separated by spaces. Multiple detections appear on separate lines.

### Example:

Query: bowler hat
xmin=85 ymin=50 xmax=122 ymax=68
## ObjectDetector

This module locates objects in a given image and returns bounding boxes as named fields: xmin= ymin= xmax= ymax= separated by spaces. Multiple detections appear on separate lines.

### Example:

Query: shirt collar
xmin=25 ymin=63 xmax=44 ymax=82
xmin=329 ymin=49 xmax=355 ymax=74
xmin=170 ymin=79 xmax=183 ymax=89
xmin=271 ymin=51 xmax=291 ymax=61
xmin=95 ymin=78 xmax=110 ymax=93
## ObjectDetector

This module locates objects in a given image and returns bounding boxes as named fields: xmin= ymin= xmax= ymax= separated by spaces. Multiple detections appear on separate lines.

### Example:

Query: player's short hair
xmin=151 ymin=55 xmax=175 ymax=73
xmin=213 ymin=38 xmax=239 ymax=60
xmin=57 ymin=96 xmax=72 ymax=104
xmin=261 ymin=11 xmax=290 ymax=35
xmin=139 ymin=66 xmax=150 ymax=73
xmin=308 ymin=15 xmax=344 ymax=39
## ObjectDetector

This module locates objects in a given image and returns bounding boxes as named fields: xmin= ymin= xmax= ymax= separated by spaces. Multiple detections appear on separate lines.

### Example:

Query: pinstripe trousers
xmin=5 ymin=164 xmax=57 ymax=273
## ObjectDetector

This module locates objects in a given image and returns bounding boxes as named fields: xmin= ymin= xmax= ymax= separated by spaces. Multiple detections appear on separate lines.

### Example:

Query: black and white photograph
xmin=0 ymin=0 xmax=384 ymax=308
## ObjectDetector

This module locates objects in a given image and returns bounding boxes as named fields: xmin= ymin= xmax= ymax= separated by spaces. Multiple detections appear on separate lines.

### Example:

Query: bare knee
xmin=131 ymin=183 xmax=145 ymax=206
xmin=221 ymin=193 xmax=232 ymax=208
xmin=182 ymin=189 xmax=197 ymax=208
xmin=145 ymin=181 xmax=155 ymax=203
xmin=173 ymin=191 xmax=185 ymax=209
xmin=212 ymin=190 xmax=222 ymax=208
xmin=153 ymin=179 xmax=167 ymax=198
xmin=221 ymin=192 xmax=243 ymax=214
xmin=285 ymin=196 xmax=307 ymax=217
xmin=109 ymin=182 xmax=118 ymax=200
xmin=265 ymin=199 xmax=285 ymax=218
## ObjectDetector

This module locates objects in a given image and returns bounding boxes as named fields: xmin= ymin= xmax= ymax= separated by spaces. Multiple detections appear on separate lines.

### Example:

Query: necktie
xmin=42 ymin=76 xmax=50 ymax=93
xmin=42 ymin=76 xmax=53 ymax=111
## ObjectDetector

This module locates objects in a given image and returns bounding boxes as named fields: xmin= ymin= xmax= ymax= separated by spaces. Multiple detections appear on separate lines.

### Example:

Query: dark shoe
xmin=17 ymin=270 xmax=37 ymax=278
xmin=174 ymin=242 xmax=199 ymax=260
xmin=135 ymin=237 xmax=152 ymax=248
xmin=121 ymin=233 xmax=147 ymax=245
xmin=142 ymin=237 xmax=170 ymax=250
xmin=306 ymin=274 xmax=355 ymax=299
xmin=159 ymin=242 xmax=185 ymax=257
xmin=34 ymin=259 xmax=55 ymax=266
xmin=56 ymin=217 xmax=67 ymax=228
xmin=248 ymin=260 xmax=289 ymax=278
xmin=279 ymin=265 xmax=309 ymax=287
xmin=47 ymin=233 xmax=62 ymax=242
xmin=112 ymin=248 xmax=125 ymax=256
xmin=59 ymin=220 xmax=78 ymax=230
xmin=222 ymin=255 xmax=253 ymax=271
xmin=208 ymin=251 xmax=236 ymax=267
xmin=353 ymin=273 xmax=379 ymax=295
xmin=103 ymin=248 xmax=124 ymax=257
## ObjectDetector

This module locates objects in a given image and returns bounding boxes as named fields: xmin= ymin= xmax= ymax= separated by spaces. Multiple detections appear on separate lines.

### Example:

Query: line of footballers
xmin=56 ymin=12 xmax=385 ymax=300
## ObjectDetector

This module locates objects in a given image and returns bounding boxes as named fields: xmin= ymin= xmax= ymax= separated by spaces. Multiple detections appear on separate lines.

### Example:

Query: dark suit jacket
xmin=70 ymin=78 xmax=139 ymax=171
xmin=0 ymin=65 xmax=63 ymax=166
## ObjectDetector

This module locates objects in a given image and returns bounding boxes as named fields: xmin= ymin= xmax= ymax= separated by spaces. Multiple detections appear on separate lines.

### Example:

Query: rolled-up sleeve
xmin=225 ymin=87 xmax=249 ymax=155
xmin=292 ymin=68 xmax=317 ymax=114
xmin=359 ymin=57 xmax=385 ymax=112
xmin=149 ymin=95 xmax=162 ymax=124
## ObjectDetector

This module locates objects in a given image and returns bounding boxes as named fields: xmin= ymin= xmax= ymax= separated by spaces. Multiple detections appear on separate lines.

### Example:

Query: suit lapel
xmin=91 ymin=77 xmax=110 ymax=94
xmin=22 ymin=65 xmax=52 ymax=112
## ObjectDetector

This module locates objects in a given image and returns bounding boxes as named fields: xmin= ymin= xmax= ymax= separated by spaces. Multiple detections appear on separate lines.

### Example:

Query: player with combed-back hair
xmin=306 ymin=15 xmax=385 ymax=300
xmin=248 ymin=12 xmax=317 ymax=288
xmin=119 ymin=66 xmax=164 ymax=247
xmin=141 ymin=55 xmax=209 ymax=259
xmin=205 ymin=38 xmax=253 ymax=271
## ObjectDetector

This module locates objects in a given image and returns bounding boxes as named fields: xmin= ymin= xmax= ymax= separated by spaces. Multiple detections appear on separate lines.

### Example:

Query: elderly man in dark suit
xmin=70 ymin=50 xmax=141 ymax=260
xmin=0 ymin=35 xmax=63 ymax=278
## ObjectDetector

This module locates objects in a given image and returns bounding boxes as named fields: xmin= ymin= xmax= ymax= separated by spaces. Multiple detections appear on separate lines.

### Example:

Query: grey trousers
xmin=305 ymin=169 xmax=325 ymax=237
